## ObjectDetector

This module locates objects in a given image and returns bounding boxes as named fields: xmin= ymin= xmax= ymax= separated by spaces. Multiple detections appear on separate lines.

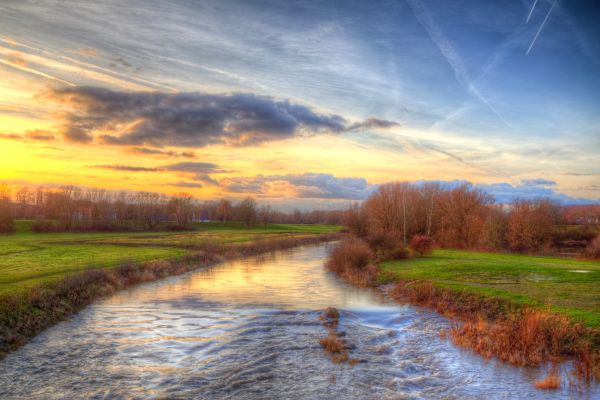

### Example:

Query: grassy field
xmin=0 ymin=220 xmax=341 ymax=296
xmin=380 ymin=249 xmax=600 ymax=328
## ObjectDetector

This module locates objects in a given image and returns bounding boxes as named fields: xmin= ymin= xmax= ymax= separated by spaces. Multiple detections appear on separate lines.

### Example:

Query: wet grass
xmin=379 ymin=249 xmax=600 ymax=328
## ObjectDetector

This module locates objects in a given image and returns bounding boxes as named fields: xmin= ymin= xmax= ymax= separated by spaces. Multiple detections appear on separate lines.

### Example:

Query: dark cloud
xmin=347 ymin=118 xmax=400 ymax=131
xmin=222 ymin=173 xmax=375 ymax=200
xmin=49 ymin=86 xmax=398 ymax=148
xmin=162 ymin=162 xmax=220 ymax=173
xmin=521 ymin=178 xmax=557 ymax=186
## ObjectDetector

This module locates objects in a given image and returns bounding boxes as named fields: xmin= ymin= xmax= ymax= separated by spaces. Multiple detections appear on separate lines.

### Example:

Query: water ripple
xmin=0 ymin=244 xmax=597 ymax=399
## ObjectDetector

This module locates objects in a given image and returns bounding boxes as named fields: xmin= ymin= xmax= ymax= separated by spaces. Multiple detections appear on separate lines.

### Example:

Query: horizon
xmin=1 ymin=0 xmax=599 ymax=208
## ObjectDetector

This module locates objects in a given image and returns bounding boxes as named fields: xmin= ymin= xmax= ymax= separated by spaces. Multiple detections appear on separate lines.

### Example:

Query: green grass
xmin=0 ymin=221 xmax=341 ymax=296
xmin=380 ymin=249 xmax=600 ymax=328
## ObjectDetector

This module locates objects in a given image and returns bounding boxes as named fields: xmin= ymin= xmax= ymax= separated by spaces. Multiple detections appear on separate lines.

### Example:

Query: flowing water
xmin=0 ymin=243 xmax=597 ymax=399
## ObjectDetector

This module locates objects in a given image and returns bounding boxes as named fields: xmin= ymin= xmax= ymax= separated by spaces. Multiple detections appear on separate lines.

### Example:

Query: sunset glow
xmin=0 ymin=0 xmax=598 ymax=207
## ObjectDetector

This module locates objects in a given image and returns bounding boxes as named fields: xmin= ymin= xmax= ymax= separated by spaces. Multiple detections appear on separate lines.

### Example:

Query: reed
xmin=390 ymin=280 xmax=600 ymax=384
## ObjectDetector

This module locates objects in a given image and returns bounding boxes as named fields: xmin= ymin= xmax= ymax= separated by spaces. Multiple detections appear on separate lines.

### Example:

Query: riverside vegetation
xmin=0 ymin=220 xmax=341 ymax=358
xmin=327 ymin=182 xmax=600 ymax=390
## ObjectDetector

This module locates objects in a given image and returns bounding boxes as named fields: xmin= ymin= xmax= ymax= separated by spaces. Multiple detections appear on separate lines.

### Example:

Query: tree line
xmin=0 ymin=184 xmax=344 ymax=233
xmin=344 ymin=182 xmax=599 ymax=254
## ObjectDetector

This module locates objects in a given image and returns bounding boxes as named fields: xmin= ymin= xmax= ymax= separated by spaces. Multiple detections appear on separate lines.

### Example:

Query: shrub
xmin=582 ymin=234 xmax=600 ymax=260
xmin=389 ymin=247 xmax=410 ymax=260
xmin=365 ymin=232 xmax=397 ymax=252
xmin=31 ymin=220 xmax=67 ymax=233
xmin=0 ymin=214 xmax=15 ymax=234
xmin=326 ymin=239 xmax=376 ymax=286
xmin=409 ymin=234 xmax=433 ymax=256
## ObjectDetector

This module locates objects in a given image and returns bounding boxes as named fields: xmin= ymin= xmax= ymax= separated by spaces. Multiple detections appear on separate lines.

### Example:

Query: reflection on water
xmin=0 ymin=243 xmax=597 ymax=399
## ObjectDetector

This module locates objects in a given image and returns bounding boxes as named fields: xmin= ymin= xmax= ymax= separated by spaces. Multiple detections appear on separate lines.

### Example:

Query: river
xmin=0 ymin=243 xmax=596 ymax=399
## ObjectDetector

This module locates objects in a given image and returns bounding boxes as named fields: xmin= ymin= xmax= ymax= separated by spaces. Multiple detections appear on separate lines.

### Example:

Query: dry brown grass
xmin=326 ymin=239 xmax=377 ymax=286
xmin=390 ymin=279 xmax=600 ymax=386
xmin=535 ymin=368 xmax=561 ymax=390
xmin=320 ymin=334 xmax=346 ymax=353
xmin=449 ymin=310 xmax=583 ymax=367
xmin=318 ymin=306 xmax=362 ymax=366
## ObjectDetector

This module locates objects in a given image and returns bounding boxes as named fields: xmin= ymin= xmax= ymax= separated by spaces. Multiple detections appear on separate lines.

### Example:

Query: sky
xmin=0 ymin=0 xmax=599 ymax=209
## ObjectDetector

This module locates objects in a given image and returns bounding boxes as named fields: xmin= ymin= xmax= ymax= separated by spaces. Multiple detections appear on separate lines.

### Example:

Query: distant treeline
xmin=343 ymin=182 xmax=600 ymax=255
xmin=0 ymin=184 xmax=344 ymax=233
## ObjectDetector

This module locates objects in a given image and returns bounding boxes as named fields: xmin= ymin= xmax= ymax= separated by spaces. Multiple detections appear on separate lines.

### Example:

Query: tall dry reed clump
xmin=391 ymin=280 xmax=600 ymax=383
xmin=0 ymin=233 xmax=340 ymax=359
xmin=326 ymin=238 xmax=377 ymax=286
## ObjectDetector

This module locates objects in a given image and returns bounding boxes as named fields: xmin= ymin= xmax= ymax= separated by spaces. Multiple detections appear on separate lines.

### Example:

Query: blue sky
xmin=0 ymin=0 xmax=598 ymax=207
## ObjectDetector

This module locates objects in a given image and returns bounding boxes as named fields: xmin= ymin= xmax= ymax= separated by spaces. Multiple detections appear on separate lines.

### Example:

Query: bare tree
xmin=237 ymin=197 xmax=257 ymax=228
xmin=0 ymin=184 xmax=15 ymax=233
xmin=216 ymin=199 xmax=233 ymax=222
xmin=258 ymin=205 xmax=272 ymax=227
xmin=168 ymin=193 xmax=194 ymax=227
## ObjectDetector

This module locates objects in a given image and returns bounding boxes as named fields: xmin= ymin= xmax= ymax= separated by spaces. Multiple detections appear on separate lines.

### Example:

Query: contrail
xmin=0 ymin=58 xmax=74 ymax=86
xmin=405 ymin=0 xmax=514 ymax=130
xmin=526 ymin=0 xmax=539 ymax=22
xmin=526 ymin=0 xmax=557 ymax=55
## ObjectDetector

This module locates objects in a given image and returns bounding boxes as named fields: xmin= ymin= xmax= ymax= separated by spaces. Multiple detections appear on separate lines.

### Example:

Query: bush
xmin=365 ymin=232 xmax=409 ymax=261
xmin=31 ymin=220 xmax=67 ymax=233
xmin=583 ymin=234 xmax=600 ymax=260
xmin=389 ymin=246 xmax=410 ymax=260
xmin=326 ymin=239 xmax=376 ymax=286
xmin=365 ymin=232 xmax=396 ymax=252
xmin=409 ymin=234 xmax=433 ymax=256
xmin=0 ymin=214 xmax=15 ymax=234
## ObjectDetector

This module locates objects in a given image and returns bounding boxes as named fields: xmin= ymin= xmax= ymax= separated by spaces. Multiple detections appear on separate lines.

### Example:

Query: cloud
xmin=128 ymin=147 xmax=196 ymax=158
xmin=76 ymin=47 xmax=99 ymax=57
xmin=92 ymin=164 xmax=160 ymax=172
xmin=0 ymin=133 xmax=24 ymax=141
xmin=91 ymin=161 xmax=220 ymax=185
xmin=222 ymin=173 xmax=375 ymax=200
xmin=162 ymin=162 xmax=220 ymax=185
xmin=171 ymin=181 xmax=203 ymax=189
xmin=414 ymin=179 xmax=598 ymax=205
xmin=24 ymin=129 xmax=55 ymax=141
xmin=565 ymin=172 xmax=593 ymax=177
xmin=162 ymin=162 xmax=220 ymax=173
xmin=405 ymin=0 xmax=512 ymax=129
xmin=521 ymin=178 xmax=557 ymax=186
xmin=7 ymin=52 xmax=27 ymax=67
xmin=48 ymin=86 xmax=398 ymax=147
xmin=0 ymin=130 xmax=55 ymax=142
xmin=347 ymin=118 xmax=400 ymax=131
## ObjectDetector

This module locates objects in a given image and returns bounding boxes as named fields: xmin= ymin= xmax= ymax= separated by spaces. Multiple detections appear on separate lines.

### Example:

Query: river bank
xmin=326 ymin=239 xmax=600 ymax=389
xmin=0 ymin=231 xmax=340 ymax=358
xmin=1 ymin=242 xmax=589 ymax=399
